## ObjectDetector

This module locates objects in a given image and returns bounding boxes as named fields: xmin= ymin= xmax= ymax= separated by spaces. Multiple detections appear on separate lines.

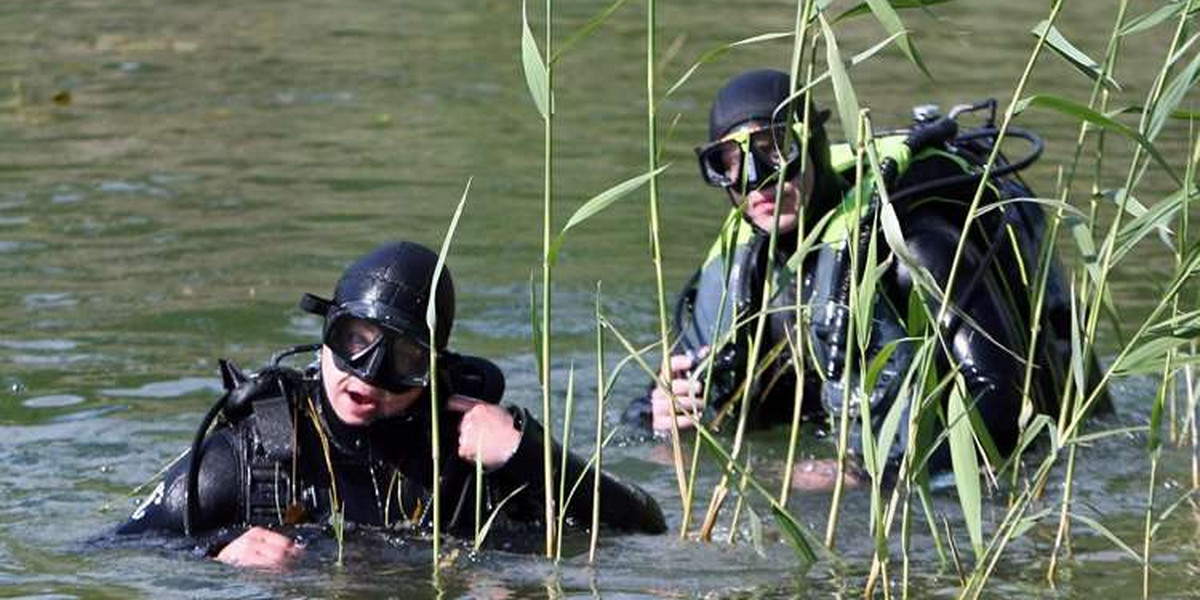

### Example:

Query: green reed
xmin=426 ymin=179 xmax=469 ymax=574
xmin=492 ymin=0 xmax=1200 ymax=595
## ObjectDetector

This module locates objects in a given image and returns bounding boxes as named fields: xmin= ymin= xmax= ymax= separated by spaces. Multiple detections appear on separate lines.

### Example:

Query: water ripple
xmin=101 ymin=377 xmax=220 ymax=399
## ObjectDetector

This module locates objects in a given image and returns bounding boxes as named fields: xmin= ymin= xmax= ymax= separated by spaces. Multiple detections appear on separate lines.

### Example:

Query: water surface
xmin=1 ymin=0 xmax=1197 ymax=597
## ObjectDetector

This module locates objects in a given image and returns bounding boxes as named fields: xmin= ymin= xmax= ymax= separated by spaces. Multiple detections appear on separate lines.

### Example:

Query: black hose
xmin=183 ymin=392 xmax=229 ymax=536
xmin=889 ymin=127 xmax=1043 ymax=205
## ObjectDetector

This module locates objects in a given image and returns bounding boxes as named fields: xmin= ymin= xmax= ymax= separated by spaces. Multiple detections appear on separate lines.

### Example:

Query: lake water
xmin=1 ymin=0 xmax=1197 ymax=597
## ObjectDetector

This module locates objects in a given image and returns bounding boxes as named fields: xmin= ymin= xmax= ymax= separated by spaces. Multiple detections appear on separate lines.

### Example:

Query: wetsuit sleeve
xmin=488 ymin=406 xmax=668 ymax=534
xmin=115 ymin=428 xmax=244 ymax=539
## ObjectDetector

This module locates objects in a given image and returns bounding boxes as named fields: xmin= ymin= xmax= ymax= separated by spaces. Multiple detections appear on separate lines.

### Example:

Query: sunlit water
xmin=1 ymin=0 xmax=1197 ymax=597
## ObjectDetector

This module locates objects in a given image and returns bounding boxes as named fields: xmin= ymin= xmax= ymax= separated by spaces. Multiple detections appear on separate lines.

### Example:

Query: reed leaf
xmin=772 ymin=32 xmax=906 ymax=117
xmin=864 ymin=0 xmax=931 ymax=78
xmin=746 ymin=504 xmax=767 ymax=557
xmin=1119 ymin=3 xmax=1188 ymax=37
xmin=1014 ymin=94 xmax=1181 ymax=185
xmin=474 ymin=483 xmax=530 ymax=551
xmin=947 ymin=373 xmax=983 ymax=557
xmin=664 ymin=32 xmax=793 ymax=99
xmin=1148 ymin=308 xmax=1200 ymax=337
xmin=1010 ymin=508 xmax=1051 ymax=539
xmin=1113 ymin=336 xmax=1196 ymax=376
xmin=521 ymin=0 xmax=550 ymax=119
xmin=550 ymin=0 xmax=630 ymax=64
xmin=1116 ymin=187 xmax=1195 ymax=258
xmin=834 ymin=0 xmax=955 ymax=23
xmin=972 ymin=196 xmax=1086 ymax=219
xmin=1148 ymin=489 xmax=1200 ymax=538
xmin=1106 ymin=188 xmax=1174 ymax=261
xmin=1066 ymin=214 xmax=1106 ymax=291
xmin=548 ymin=165 xmax=670 ymax=266
xmin=1032 ymin=21 xmax=1121 ymax=92
xmin=1070 ymin=512 xmax=1145 ymax=564
xmin=819 ymin=14 xmax=862 ymax=147
xmin=1149 ymin=41 xmax=1200 ymax=141
xmin=426 ymin=177 xmax=470 ymax=572
xmin=869 ymin=357 xmax=915 ymax=476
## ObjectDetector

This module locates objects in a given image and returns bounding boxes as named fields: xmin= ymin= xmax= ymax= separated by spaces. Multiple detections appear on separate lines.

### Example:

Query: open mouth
xmin=347 ymin=390 xmax=376 ymax=406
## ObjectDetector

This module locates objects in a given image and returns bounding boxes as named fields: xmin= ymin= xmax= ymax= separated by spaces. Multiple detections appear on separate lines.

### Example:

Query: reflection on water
xmin=0 ymin=0 xmax=1197 ymax=597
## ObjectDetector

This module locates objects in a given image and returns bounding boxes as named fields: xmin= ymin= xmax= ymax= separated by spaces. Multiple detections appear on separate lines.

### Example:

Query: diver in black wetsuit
xmin=119 ymin=241 xmax=665 ymax=568
xmin=623 ymin=69 xmax=1109 ymax=488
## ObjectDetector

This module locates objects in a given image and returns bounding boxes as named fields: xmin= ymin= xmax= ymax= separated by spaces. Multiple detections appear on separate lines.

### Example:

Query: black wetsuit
xmin=120 ymin=352 xmax=666 ymax=553
xmin=624 ymin=133 xmax=1110 ymax=473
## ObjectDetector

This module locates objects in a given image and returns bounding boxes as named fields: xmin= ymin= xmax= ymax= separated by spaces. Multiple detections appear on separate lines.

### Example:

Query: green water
xmin=1 ymin=0 xmax=1197 ymax=597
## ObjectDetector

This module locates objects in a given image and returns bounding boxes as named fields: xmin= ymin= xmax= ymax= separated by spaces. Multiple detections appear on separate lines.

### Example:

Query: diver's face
xmin=728 ymin=163 xmax=812 ymax=235
xmin=717 ymin=122 xmax=813 ymax=235
xmin=321 ymin=345 xmax=422 ymax=426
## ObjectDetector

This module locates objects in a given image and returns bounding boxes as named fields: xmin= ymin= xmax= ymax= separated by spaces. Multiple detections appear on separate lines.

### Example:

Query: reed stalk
xmin=540 ymin=0 xmax=557 ymax=560
xmin=554 ymin=366 xmax=576 ymax=561
xmin=643 ymin=0 xmax=690 ymax=518
xmin=779 ymin=0 xmax=818 ymax=506
xmin=825 ymin=110 xmax=869 ymax=549
xmin=426 ymin=182 xmax=469 ymax=573
xmin=589 ymin=284 xmax=604 ymax=563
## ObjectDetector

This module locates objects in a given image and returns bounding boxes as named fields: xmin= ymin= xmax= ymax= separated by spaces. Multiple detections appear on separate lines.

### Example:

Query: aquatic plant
xmin=533 ymin=0 xmax=1200 ymax=596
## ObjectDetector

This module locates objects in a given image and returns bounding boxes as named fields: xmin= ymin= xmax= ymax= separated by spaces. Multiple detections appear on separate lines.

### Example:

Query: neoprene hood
xmin=301 ymin=241 xmax=455 ymax=351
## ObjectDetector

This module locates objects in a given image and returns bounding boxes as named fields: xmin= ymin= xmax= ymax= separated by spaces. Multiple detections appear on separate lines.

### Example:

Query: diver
xmin=622 ymin=68 xmax=1109 ymax=488
xmin=118 ymin=241 xmax=666 ymax=568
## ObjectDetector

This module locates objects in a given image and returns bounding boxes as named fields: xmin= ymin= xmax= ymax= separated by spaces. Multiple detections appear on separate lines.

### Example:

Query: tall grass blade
xmin=522 ymin=0 xmax=550 ymax=119
xmin=1032 ymin=21 xmax=1121 ymax=92
xmin=474 ymin=483 xmax=530 ymax=551
xmin=664 ymin=32 xmax=793 ymax=98
xmin=1116 ymin=187 xmax=1194 ymax=259
xmin=864 ymin=0 xmax=932 ymax=78
xmin=772 ymin=32 xmax=906 ymax=114
xmin=550 ymin=0 xmax=631 ymax=64
xmin=1119 ymin=3 xmax=1186 ymax=37
xmin=947 ymin=373 xmax=983 ymax=558
xmin=1149 ymin=45 xmax=1200 ymax=141
xmin=425 ymin=177 xmax=470 ymax=573
xmin=834 ymin=0 xmax=955 ymax=23
xmin=590 ymin=283 xmax=605 ymax=564
xmin=548 ymin=165 xmax=671 ymax=265
xmin=1014 ymin=94 xmax=1182 ymax=184
xmin=555 ymin=364 xmax=576 ymax=561
xmin=819 ymin=14 xmax=862 ymax=147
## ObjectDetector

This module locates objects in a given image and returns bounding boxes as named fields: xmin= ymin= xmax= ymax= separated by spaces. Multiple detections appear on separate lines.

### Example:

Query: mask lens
xmin=325 ymin=314 xmax=431 ymax=389
xmin=748 ymin=124 xmax=798 ymax=168
xmin=386 ymin=335 xmax=430 ymax=384
xmin=697 ymin=139 xmax=743 ymax=188
xmin=697 ymin=124 xmax=801 ymax=190
xmin=326 ymin=316 xmax=385 ymax=362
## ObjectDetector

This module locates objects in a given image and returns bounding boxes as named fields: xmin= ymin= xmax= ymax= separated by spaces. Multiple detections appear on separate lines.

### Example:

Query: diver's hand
xmin=447 ymin=395 xmax=521 ymax=469
xmin=651 ymin=348 xmax=708 ymax=433
xmin=215 ymin=526 xmax=303 ymax=569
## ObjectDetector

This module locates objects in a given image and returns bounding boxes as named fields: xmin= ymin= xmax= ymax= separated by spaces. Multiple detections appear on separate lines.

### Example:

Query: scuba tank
xmin=810 ymin=99 xmax=1045 ymax=421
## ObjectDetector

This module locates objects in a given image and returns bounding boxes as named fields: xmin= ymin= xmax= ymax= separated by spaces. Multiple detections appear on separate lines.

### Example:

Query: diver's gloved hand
xmin=215 ymin=526 xmax=304 ymax=570
xmin=447 ymin=395 xmax=521 ymax=469
xmin=650 ymin=347 xmax=709 ymax=433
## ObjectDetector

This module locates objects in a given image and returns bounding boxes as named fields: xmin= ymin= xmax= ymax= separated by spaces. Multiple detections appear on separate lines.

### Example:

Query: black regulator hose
xmin=889 ymin=126 xmax=1043 ymax=205
xmin=183 ymin=343 xmax=320 ymax=535
xmin=183 ymin=392 xmax=230 ymax=536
